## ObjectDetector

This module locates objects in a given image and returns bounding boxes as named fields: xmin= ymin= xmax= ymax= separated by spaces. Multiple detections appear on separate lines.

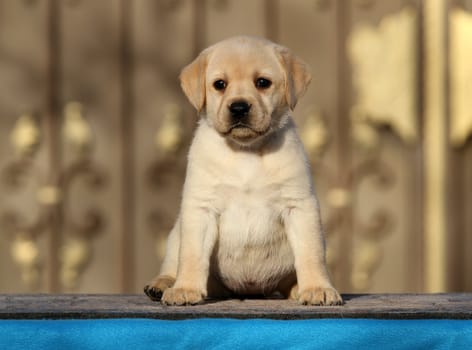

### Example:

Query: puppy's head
xmin=180 ymin=36 xmax=311 ymax=147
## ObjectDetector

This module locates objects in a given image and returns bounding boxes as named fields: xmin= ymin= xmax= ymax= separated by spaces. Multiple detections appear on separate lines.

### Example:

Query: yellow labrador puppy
xmin=145 ymin=36 xmax=342 ymax=306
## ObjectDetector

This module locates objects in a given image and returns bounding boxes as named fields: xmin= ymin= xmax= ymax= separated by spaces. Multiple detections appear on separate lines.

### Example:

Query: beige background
xmin=0 ymin=0 xmax=471 ymax=294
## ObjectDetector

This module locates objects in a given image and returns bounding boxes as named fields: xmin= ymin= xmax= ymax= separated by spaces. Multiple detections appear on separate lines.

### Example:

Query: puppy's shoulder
xmin=189 ymin=121 xmax=225 ymax=155
xmin=262 ymin=119 xmax=314 ymax=187
xmin=264 ymin=119 xmax=309 ymax=162
xmin=186 ymin=120 xmax=234 ymax=175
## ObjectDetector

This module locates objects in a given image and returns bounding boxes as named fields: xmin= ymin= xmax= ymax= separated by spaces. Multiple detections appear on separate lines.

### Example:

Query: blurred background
xmin=0 ymin=0 xmax=471 ymax=294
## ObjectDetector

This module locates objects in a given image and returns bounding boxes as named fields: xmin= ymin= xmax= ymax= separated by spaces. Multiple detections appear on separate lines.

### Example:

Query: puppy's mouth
xmin=224 ymin=122 xmax=268 ymax=141
xmin=228 ymin=122 xmax=254 ymax=131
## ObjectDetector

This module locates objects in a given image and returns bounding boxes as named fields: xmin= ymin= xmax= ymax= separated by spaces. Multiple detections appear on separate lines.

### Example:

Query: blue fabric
xmin=1 ymin=318 xmax=472 ymax=350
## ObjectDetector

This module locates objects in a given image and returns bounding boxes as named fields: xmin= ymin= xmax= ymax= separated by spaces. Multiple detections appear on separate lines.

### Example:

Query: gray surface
xmin=1 ymin=294 xmax=472 ymax=320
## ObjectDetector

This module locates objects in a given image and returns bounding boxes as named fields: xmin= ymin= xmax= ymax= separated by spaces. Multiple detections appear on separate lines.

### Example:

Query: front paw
xmin=144 ymin=275 xmax=176 ymax=301
xmin=297 ymin=287 xmax=343 ymax=306
xmin=161 ymin=287 xmax=204 ymax=306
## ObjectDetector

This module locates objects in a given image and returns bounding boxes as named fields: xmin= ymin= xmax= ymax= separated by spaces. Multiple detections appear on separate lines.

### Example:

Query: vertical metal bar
xmin=409 ymin=0 xmax=426 ymax=293
xmin=335 ymin=0 xmax=353 ymax=292
xmin=193 ymin=0 xmax=206 ymax=56
xmin=446 ymin=1 xmax=469 ymax=292
xmin=423 ymin=0 xmax=447 ymax=292
xmin=46 ymin=0 xmax=62 ymax=293
xmin=120 ymin=0 xmax=135 ymax=293
xmin=265 ymin=0 xmax=279 ymax=42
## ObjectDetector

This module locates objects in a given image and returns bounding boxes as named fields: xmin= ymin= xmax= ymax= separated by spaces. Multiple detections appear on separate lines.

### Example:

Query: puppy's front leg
xmin=161 ymin=206 xmax=217 ymax=305
xmin=284 ymin=197 xmax=343 ymax=306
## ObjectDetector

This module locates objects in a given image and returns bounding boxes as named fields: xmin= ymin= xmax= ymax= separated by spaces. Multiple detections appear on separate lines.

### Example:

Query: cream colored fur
xmin=144 ymin=36 xmax=342 ymax=306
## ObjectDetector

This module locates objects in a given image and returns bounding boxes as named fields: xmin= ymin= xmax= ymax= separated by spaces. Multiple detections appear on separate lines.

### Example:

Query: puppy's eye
xmin=213 ymin=80 xmax=227 ymax=91
xmin=255 ymin=78 xmax=272 ymax=89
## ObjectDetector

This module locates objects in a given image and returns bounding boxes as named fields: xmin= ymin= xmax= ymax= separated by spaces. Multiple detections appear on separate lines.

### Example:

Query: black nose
xmin=229 ymin=101 xmax=251 ymax=118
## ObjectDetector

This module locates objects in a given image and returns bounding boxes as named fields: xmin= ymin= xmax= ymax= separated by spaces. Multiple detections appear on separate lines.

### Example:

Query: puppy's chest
xmin=219 ymin=192 xmax=281 ymax=236
xmin=209 ymin=155 xmax=284 ymax=243
xmin=216 ymin=157 xmax=282 ymax=209
xmin=213 ymin=153 xmax=282 ymax=198
xmin=215 ymin=162 xmax=285 ymax=244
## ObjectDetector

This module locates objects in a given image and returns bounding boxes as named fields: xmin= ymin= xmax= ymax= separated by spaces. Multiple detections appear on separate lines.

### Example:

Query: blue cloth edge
xmin=2 ymin=318 xmax=472 ymax=350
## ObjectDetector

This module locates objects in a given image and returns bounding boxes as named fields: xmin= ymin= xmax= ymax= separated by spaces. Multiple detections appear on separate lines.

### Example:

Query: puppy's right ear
xmin=179 ymin=52 xmax=208 ymax=112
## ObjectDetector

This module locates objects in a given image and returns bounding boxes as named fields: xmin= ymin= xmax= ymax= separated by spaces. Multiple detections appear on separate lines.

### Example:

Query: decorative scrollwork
xmin=1 ymin=113 xmax=45 ymax=289
xmin=450 ymin=7 xmax=472 ymax=148
xmin=59 ymin=237 xmax=91 ymax=290
xmin=59 ymin=102 xmax=105 ymax=290
xmin=300 ymin=108 xmax=329 ymax=161
xmin=11 ymin=234 xmax=42 ymax=289
xmin=154 ymin=104 xmax=183 ymax=155
xmin=320 ymin=157 xmax=395 ymax=292
xmin=300 ymin=106 xmax=395 ymax=291
xmin=1 ymin=103 xmax=106 ymax=291
xmin=148 ymin=103 xmax=186 ymax=260
xmin=341 ymin=7 xmax=418 ymax=290
xmin=61 ymin=161 xmax=105 ymax=240
xmin=10 ymin=113 xmax=41 ymax=159
xmin=63 ymin=102 xmax=93 ymax=157
xmin=348 ymin=6 xmax=418 ymax=147
xmin=350 ymin=159 xmax=395 ymax=291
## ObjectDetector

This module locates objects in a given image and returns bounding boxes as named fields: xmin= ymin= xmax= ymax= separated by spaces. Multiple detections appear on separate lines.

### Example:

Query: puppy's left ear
xmin=276 ymin=46 xmax=312 ymax=110
xmin=179 ymin=52 xmax=208 ymax=112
